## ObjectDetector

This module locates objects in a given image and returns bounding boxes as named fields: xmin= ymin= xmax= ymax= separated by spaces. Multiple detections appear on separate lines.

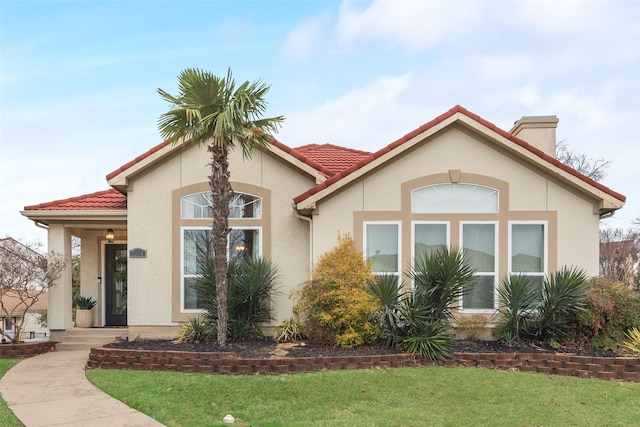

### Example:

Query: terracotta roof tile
xmin=293 ymin=144 xmax=372 ymax=176
xmin=24 ymin=189 xmax=127 ymax=211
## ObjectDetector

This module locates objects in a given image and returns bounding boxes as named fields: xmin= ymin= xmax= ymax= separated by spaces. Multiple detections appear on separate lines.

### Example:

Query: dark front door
xmin=105 ymin=244 xmax=127 ymax=326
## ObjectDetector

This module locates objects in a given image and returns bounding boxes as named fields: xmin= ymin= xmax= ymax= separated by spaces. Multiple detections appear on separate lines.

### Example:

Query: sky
xmin=1 ymin=0 xmax=639 ymax=246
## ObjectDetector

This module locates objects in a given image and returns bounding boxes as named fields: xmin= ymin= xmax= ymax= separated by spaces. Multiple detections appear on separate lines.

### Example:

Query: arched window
xmin=181 ymin=192 xmax=262 ymax=219
xmin=411 ymin=183 xmax=498 ymax=213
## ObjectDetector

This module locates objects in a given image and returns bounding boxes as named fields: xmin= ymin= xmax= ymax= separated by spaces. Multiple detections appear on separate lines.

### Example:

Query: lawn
xmin=87 ymin=365 xmax=639 ymax=427
xmin=0 ymin=359 xmax=24 ymax=427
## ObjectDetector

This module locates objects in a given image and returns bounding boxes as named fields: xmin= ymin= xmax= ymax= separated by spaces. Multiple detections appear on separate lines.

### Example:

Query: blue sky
xmin=1 ymin=0 xmax=639 ymax=245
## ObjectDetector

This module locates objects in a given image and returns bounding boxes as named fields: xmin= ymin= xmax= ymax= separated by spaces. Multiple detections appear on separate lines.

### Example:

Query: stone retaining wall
xmin=87 ymin=345 xmax=640 ymax=382
xmin=0 ymin=341 xmax=57 ymax=359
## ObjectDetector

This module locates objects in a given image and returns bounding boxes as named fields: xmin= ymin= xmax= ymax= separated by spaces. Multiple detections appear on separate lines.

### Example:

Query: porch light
xmin=106 ymin=229 xmax=114 ymax=242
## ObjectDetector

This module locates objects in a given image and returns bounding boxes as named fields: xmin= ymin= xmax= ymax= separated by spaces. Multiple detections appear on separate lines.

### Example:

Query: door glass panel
xmin=108 ymin=249 xmax=127 ymax=316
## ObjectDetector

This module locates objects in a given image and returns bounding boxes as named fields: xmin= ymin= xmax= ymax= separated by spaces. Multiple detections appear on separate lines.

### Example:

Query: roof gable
xmin=293 ymin=105 xmax=625 ymax=214
xmin=106 ymin=138 xmax=333 ymax=191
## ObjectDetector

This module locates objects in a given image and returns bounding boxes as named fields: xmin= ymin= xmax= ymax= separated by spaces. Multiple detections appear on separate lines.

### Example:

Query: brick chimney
xmin=509 ymin=116 xmax=559 ymax=158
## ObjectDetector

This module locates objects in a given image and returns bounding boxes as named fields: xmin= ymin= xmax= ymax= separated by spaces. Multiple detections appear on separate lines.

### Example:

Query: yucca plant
xmin=274 ymin=318 xmax=306 ymax=343
xmin=194 ymin=256 xmax=279 ymax=340
xmin=175 ymin=316 xmax=214 ymax=343
xmin=366 ymin=274 xmax=403 ymax=347
xmin=408 ymin=246 xmax=476 ymax=323
xmin=494 ymin=274 xmax=539 ymax=342
xmin=622 ymin=327 xmax=640 ymax=356
xmin=534 ymin=266 xmax=588 ymax=340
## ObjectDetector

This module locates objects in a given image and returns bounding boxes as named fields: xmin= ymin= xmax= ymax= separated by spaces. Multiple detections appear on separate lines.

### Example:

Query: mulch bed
xmin=106 ymin=337 xmax=620 ymax=359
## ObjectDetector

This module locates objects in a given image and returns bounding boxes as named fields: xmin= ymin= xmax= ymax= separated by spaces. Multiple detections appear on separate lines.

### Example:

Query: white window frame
xmin=459 ymin=221 xmax=499 ymax=313
xmin=180 ymin=225 xmax=263 ymax=313
xmin=508 ymin=220 xmax=548 ymax=284
xmin=363 ymin=221 xmax=402 ymax=279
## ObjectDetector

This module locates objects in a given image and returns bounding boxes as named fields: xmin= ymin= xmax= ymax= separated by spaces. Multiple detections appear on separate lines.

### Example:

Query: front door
xmin=105 ymin=244 xmax=127 ymax=326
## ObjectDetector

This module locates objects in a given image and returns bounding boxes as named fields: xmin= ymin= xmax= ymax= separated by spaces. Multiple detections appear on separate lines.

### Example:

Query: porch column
xmin=48 ymin=224 xmax=73 ymax=332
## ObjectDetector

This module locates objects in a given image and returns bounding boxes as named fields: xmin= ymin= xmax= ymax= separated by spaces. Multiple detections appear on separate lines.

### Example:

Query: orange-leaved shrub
xmin=293 ymin=234 xmax=381 ymax=348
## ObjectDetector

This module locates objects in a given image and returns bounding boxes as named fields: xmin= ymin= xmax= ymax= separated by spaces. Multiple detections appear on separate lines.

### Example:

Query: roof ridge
xmin=295 ymin=143 xmax=372 ymax=156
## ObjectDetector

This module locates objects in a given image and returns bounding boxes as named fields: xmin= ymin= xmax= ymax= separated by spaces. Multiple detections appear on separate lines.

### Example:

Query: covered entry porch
xmin=21 ymin=189 xmax=128 ymax=341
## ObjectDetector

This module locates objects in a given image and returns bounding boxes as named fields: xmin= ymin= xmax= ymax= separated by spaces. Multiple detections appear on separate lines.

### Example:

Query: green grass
xmin=87 ymin=366 xmax=640 ymax=427
xmin=0 ymin=359 xmax=23 ymax=427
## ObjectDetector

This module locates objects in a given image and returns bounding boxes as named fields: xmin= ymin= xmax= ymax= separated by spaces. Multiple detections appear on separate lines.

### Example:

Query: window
xmin=413 ymin=222 xmax=448 ymax=260
xmin=181 ymin=226 xmax=262 ymax=311
xmin=181 ymin=192 xmax=261 ymax=219
xmin=412 ymin=183 xmax=498 ymax=213
xmin=461 ymin=222 xmax=497 ymax=310
xmin=364 ymin=222 xmax=401 ymax=277
xmin=510 ymin=222 xmax=547 ymax=296
xmin=179 ymin=190 xmax=263 ymax=312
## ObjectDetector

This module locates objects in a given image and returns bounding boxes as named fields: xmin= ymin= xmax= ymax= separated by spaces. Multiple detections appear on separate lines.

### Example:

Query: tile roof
xmin=24 ymin=189 xmax=127 ymax=211
xmin=293 ymin=144 xmax=372 ymax=176
xmin=293 ymin=105 xmax=627 ymax=205
xmin=0 ymin=290 xmax=48 ymax=314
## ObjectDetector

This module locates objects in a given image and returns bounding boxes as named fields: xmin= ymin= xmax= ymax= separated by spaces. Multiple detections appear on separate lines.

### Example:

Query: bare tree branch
xmin=0 ymin=239 xmax=66 ymax=342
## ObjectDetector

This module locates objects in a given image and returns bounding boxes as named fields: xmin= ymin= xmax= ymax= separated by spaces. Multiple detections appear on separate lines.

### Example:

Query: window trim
xmin=459 ymin=220 xmax=499 ymax=313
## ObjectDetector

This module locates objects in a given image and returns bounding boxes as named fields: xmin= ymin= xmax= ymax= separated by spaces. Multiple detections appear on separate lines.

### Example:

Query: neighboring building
xmin=0 ymin=290 xmax=48 ymax=342
xmin=0 ymin=238 xmax=49 ymax=341
xmin=21 ymin=106 xmax=626 ymax=340
xmin=600 ymin=239 xmax=639 ymax=289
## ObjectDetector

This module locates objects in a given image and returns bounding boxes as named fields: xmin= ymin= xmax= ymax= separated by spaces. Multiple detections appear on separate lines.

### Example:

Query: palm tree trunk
xmin=209 ymin=143 xmax=232 ymax=346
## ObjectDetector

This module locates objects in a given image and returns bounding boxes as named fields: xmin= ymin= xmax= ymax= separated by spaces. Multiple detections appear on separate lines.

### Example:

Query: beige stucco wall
xmin=311 ymin=126 xmax=602 ymax=277
xmin=125 ymin=143 xmax=315 ymax=333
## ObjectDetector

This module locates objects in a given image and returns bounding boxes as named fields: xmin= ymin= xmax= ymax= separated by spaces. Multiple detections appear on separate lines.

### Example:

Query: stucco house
xmin=22 ymin=105 xmax=626 ymax=341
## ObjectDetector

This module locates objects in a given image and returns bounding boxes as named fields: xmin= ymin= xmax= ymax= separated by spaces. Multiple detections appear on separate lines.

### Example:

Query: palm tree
xmin=157 ymin=68 xmax=283 ymax=346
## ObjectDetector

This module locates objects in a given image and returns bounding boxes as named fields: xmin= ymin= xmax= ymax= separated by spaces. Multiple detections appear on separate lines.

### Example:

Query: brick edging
xmin=0 ymin=341 xmax=58 ymax=359
xmin=87 ymin=345 xmax=640 ymax=382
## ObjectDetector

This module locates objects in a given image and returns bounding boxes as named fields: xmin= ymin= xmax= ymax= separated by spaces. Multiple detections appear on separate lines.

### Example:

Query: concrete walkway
xmin=0 ymin=350 xmax=164 ymax=426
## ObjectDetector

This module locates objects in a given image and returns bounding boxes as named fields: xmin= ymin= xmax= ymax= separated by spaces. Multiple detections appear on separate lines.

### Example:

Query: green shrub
xmin=193 ymin=256 xmax=279 ymax=341
xmin=274 ymin=318 xmax=306 ymax=343
xmin=493 ymin=275 xmax=538 ymax=342
xmin=293 ymin=234 xmax=381 ymax=348
xmin=569 ymin=277 xmax=640 ymax=351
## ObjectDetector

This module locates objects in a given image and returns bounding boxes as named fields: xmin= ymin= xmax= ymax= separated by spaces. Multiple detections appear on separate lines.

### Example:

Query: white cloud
xmin=278 ymin=73 xmax=442 ymax=150
xmin=282 ymin=14 xmax=331 ymax=60
xmin=335 ymin=0 xmax=481 ymax=52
